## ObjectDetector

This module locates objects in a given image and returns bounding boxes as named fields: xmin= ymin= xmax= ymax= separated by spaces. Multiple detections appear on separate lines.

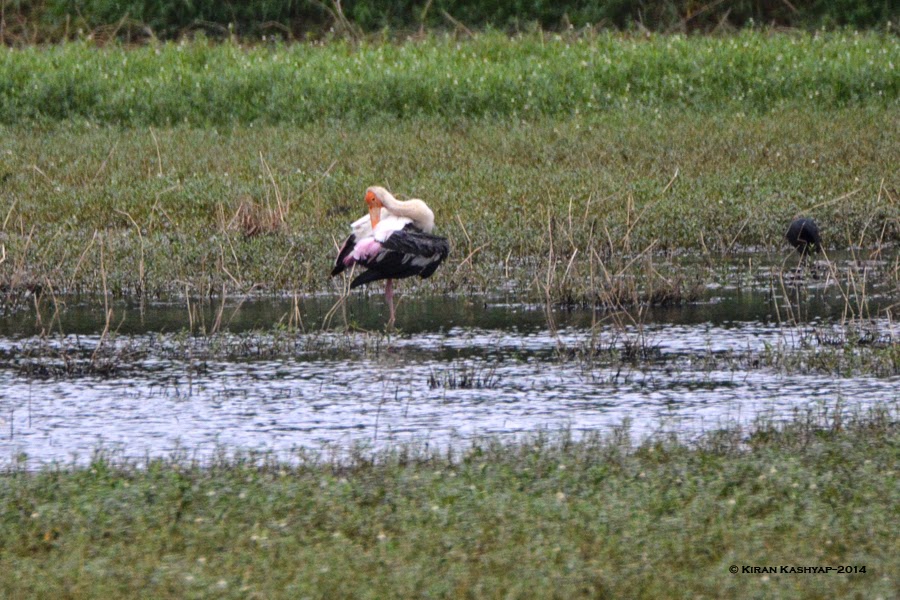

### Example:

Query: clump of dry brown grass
xmin=640 ymin=275 xmax=704 ymax=307
xmin=228 ymin=195 xmax=285 ymax=238
xmin=225 ymin=152 xmax=292 ymax=238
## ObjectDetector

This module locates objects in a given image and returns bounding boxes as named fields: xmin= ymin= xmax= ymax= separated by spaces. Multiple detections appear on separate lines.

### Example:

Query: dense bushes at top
xmin=1 ymin=0 xmax=896 ymax=43
xmin=1 ymin=32 xmax=896 ymax=125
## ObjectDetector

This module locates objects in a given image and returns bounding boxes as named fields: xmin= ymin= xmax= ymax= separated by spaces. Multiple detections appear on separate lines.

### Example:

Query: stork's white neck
xmin=369 ymin=186 xmax=435 ymax=233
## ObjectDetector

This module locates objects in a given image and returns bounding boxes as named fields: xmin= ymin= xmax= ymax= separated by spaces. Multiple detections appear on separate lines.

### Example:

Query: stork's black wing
xmin=381 ymin=229 xmax=450 ymax=269
xmin=349 ymin=225 xmax=450 ymax=289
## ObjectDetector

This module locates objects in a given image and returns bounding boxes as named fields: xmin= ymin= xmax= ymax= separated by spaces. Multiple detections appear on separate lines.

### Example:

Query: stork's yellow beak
xmin=365 ymin=190 xmax=382 ymax=228
xmin=368 ymin=204 xmax=381 ymax=228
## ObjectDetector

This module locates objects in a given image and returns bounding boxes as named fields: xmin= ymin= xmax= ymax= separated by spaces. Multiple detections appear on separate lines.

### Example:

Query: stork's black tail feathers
xmin=331 ymin=233 xmax=357 ymax=277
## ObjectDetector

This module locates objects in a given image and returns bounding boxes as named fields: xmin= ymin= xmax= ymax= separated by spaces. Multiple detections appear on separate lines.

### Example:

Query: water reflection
xmin=0 ymin=284 xmax=897 ymax=465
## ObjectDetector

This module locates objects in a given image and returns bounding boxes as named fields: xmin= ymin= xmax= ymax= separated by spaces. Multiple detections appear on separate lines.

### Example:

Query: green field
xmin=2 ymin=32 xmax=897 ymax=124
xmin=2 ymin=110 xmax=898 ymax=301
xmin=1 ymin=30 xmax=899 ymax=599
xmin=1 ymin=33 xmax=898 ymax=301
xmin=1 ymin=407 xmax=897 ymax=599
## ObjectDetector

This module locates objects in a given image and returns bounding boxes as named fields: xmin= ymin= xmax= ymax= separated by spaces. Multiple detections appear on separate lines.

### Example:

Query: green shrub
xmin=1 ymin=32 xmax=896 ymax=125
xmin=1 ymin=0 xmax=896 ymax=43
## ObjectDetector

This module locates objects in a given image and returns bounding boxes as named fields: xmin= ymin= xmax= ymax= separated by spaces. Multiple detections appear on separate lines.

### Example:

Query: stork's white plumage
xmin=332 ymin=186 xmax=449 ymax=325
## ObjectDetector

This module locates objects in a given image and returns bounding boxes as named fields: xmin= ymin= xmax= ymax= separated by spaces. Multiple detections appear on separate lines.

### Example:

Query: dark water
xmin=0 ymin=262 xmax=898 ymax=465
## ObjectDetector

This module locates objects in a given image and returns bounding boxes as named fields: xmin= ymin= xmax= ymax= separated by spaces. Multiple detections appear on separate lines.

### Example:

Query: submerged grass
xmin=0 ymin=405 xmax=897 ymax=598
xmin=759 ymin=338 xmax=900 ymax=377
xmin=1 ymin=326 xmax=400 ymax=378
xmin=427 ymin=361 xmax=500 ymax=389
xmin=2 ymin=295 xmax=896 ymax=379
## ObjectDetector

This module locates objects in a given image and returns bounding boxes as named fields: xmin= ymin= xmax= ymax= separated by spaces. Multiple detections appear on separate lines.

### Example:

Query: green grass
xmin=1 ymin=106 xmax=897 ymax=300
xmin=0 ymin=33 xmax=897 ymax=304
xmin=1 ymin=406 xmax=897 ymax=598
xmin=1 ymin=32 xmax=897 ymax=125
xmin=0 ymin=32 xmax=898 ymax=598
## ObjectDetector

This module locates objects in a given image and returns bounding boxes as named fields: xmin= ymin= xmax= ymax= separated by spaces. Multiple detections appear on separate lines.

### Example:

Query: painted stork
xmin=786 ymin=217 xmax=822 ymax=255
xmin=331 ymin=186 xmax=450 ymax=325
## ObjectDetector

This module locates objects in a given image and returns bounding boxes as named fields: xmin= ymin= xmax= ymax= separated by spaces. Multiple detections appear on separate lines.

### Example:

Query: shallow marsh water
xmin=0 ymin=253 xmax=898 ymax=466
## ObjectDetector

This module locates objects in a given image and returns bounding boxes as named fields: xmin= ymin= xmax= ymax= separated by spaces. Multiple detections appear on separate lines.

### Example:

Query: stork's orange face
xmin=365 ymin=189 xmax=383 ymax=228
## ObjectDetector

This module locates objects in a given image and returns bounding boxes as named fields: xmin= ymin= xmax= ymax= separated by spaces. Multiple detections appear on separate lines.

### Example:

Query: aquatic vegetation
xmin=428 ymin=361 xmax=500 ymax=389
xmin=758 ymin=331 xmax=900 ymax=377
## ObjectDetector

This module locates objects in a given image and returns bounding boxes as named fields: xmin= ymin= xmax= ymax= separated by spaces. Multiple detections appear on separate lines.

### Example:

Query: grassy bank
xmin=1 ymin=406 xmax=897 ymax=598
xmin=1 ymin=34 xmax=898 ymax=305
xmin=1 ymin=107 xmax=898 ymax=301
xmin=1 ymin=32 xmax=897 ymax=125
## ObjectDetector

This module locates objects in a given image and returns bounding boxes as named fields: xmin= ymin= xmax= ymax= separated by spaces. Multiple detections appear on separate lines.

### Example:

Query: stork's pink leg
xmin=385 ymin=278 xmax=395 ymax=326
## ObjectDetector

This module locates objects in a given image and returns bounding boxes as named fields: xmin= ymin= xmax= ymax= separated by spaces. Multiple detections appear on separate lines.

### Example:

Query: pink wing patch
xmin=346 ymin=238 xmax=382 ymax=265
